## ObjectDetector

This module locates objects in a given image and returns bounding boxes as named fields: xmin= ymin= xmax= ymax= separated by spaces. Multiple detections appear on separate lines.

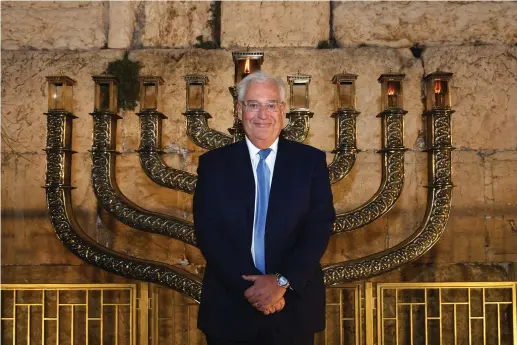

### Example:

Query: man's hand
xmin=259 ymin=297 xmax=285 ymax=315
xmin=242 ymin=274 xmax=286 ymax=310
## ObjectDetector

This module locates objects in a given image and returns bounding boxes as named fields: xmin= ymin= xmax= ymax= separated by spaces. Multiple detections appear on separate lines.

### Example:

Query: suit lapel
xmin=231 ymin=140 xmax=256 ymax=249
xmin=266 ymin=139 xmax=291 ymax=239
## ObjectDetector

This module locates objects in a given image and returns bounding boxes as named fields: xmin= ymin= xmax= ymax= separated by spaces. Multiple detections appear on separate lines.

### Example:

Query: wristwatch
xmin=274 ymin=273 xmax=290 ymax=289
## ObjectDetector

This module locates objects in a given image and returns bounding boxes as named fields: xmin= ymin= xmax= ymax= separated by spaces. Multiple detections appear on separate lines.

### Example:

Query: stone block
xmin=1 ymin=50 xmax=125 ymax=154
xmin=221 ymin=1 xmax=329 ymax=48
xmin=402 ymin=151 xmax=488 ymax=263
xmin=1 ymin=1 xmax=106 ymax=50
xmin=96 ymin=210 xmax=189 ymax=268
xmin=333 ymin=2 xmax=517 ymax=47
xmin=330 ymin=151 xmax=382 ymax=211
xmin=141 ymin=1 xmax=213 ymax=48
xmin=323 ymin=216 xmax=389 ymax=266
xmin=70 ymin=153 xmax=99 ymax=237
xmin=108 ymin=1 xmax=137 ymax=49
xmin=425 ymin=220 xmax=487 ymax=263
xmin=115 ymin=153 xmax=193 ymax=217
xmin=423 ymin=46 xmax=517 ymax=150
xmin=484 ymin=151 xmax=517 ymax=262
xmin=1 ymin=153 xmax=85 ymax=265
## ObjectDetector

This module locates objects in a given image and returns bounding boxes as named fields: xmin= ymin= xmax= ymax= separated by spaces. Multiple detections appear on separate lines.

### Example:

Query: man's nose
xmin=257 ymin=106 xmax=268 ymax=119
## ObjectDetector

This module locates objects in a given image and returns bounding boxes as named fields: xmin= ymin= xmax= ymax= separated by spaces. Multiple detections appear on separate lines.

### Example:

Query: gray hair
xmin=237 ymin=71 xmax=286 ymax=102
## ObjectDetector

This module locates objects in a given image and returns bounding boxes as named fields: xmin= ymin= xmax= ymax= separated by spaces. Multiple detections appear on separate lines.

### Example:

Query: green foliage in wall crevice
xmin=105 ymin=51 xmax=142 ymax=111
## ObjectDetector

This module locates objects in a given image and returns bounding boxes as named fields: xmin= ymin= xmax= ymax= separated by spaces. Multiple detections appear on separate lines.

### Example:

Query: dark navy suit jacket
xmin=193 ymin=138 xmax=336 ymax=340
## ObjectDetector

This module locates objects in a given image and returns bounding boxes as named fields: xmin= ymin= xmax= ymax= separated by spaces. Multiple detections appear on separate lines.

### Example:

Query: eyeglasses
xmin=241 ymin=100 xmax=284 ymax=113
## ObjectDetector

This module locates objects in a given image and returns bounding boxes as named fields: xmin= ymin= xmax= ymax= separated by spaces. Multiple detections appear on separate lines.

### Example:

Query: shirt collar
xmin=245 ymin=136 xmax=279 ymax=159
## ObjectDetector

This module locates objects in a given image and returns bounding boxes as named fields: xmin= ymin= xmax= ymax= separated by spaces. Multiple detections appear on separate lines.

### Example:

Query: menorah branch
xmin=323 ymin=108 xmax=453 ymax=284
xmin=44 ymin=109 xmax=202 ymax=302
xmin=91 ymin=111 xmax=197 ymax=247
xmin=328 ymin=109 xmax=360 ymax=184
xmin=138 ymin=110 xmax=197 ymax=194
xmin=280 ymin=110 xmax=313 ymax=142
xmin=185 ymin=110 xmax=232 ymax=150
xmin=332 ymin=109 xmax=407 ymax=234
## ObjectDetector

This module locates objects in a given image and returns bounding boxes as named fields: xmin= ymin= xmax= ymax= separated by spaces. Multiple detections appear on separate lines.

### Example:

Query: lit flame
xmin=53 ymin=93 xmax=57 ymax=99
xmin=434 ymin=80 xmax=442 ymax=94
xmin=244 ymin=58 xmax=251 ymax=74
xmin=387 ymin=82 xmax=396 ymax=96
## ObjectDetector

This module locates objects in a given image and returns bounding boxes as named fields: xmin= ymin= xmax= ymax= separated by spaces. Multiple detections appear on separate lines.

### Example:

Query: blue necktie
xmin=254 ymin=148 xmax=272 ymax=274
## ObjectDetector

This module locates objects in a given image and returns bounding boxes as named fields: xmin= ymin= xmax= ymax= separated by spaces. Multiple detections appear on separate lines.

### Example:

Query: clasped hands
xmin=242 ymin=274 xmax=286 ymax=315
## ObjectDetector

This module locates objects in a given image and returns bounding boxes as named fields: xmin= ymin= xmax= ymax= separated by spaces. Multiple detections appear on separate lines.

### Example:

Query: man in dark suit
xmin=193 ymin=72 xmax=336 ymax=345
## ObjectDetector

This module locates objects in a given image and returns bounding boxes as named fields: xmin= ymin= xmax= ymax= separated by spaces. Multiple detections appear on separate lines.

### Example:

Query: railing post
xmin=365 ymin=282 xmax=374 ymax=345
xmin=138 ymin=282 xmax=150 ymax=345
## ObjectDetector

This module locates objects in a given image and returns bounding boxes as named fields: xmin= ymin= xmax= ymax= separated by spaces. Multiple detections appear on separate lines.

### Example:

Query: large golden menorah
xmin=44 ymin=52 xmax=454 ymax=303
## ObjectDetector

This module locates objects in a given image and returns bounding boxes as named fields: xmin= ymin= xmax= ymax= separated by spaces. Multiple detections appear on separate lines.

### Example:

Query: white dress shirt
xmin=245 ymin=136 xmax=279 ymax=267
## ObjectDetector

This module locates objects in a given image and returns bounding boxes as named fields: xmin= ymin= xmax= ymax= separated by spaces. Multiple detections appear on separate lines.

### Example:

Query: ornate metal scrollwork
xmin=332 ymin=109 xmax=407 ymax=234
xmin=280 ymin=110 xmax=313 ymax=142
xmin=91 ymin=110 xmax=197 ymax=246
xmin=328 ymin=109 xmax=360 ymax=184
xmin=138 ymin=110 xmax=197 ymax=194
xmin=323 ymin=108 xmax=454 ymax=284
xmin=184 ymin=110 xmax=232 ymax=150
xmin=44 ymin=110 xmax=202 ymax=302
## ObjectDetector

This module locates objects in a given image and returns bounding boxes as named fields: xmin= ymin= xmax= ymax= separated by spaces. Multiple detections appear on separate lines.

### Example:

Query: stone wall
xmin=2 ymin=1 xmax=516 ymax=286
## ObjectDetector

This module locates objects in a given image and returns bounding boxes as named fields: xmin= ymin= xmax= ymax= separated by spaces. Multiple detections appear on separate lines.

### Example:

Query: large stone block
xmin=383 ymin=152 xmax=427 ymax=245
xmin=1 ymin=50 xmax=125 ymax=154
xmin=1 ymin=153 xmax=85 ymax=266
xmin=221 ymin=1 xmax=329 ymax=48
xmin=1 ymin=1 xmax=106 ymax=50
xmin=108 ymin=1 xmax=137 ymax=49
xmin=423 ymin=46 xmax=517 ymax=150
xmin=115 ymin=153 xmax=193 ymax=217
xmin=140 ymin=1 xmax=213 ymax=48
xmin=484 ymin=151 xmax=517 ymax=262
xmin=409 ymin=151 xmax=488 ymax=263
xmin=96 ymin=209 xmax=191 ymax=269
xmin=333 ymin=2 xmax=517 ymax=47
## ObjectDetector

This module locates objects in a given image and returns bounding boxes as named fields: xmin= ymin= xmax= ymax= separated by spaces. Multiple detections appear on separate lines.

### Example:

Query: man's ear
xmin=237 ymin=102 xmax=243 ymax=121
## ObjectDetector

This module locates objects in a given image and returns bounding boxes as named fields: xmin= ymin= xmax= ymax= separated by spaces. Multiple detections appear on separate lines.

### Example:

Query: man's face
xmin=237 ymin=80 xmax=286 ymax=149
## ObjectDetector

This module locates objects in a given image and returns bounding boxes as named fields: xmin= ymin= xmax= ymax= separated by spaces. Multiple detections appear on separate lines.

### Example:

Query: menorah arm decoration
xmin=184 ymin=110 xmax=232 ymax=150
xmin=332 ymin=109 xmax=406 ymax=233
xmin=91 ymin=110 xmax=197 ymax=247
xmin=328 ymin=108 xmax=360 ymax=184
xmin=323 ymin=107 xmax=454 ymax=284
xmin=280 ymin=110 xmax=313 ymax=142
xmin=138 ymin=109 xmax=197 ymax=194
xmin=44 ymin=109 xmax=202 ymax=302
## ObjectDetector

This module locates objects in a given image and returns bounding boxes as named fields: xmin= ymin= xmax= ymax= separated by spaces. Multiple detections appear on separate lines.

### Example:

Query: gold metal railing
xmin=2 ymin=282 xmax=516 ymax=345
xmin=317 ymin=283 xmax=364 ymax=345
xmin=0 ymin=284 xmax=137 ymax=345
xmin=376 ymin=282 xmax=517 ymax=345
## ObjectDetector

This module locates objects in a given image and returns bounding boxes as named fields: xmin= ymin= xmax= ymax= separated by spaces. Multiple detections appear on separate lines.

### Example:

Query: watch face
xmin=279 ymin=276 xmax=288 ymax=286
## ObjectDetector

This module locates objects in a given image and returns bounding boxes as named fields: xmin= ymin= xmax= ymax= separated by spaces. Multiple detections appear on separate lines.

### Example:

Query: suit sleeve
xmin=279 ymin=151 xmax=336 ymax=295
xmin=193 ymin=154 xmax=262 ymax=295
